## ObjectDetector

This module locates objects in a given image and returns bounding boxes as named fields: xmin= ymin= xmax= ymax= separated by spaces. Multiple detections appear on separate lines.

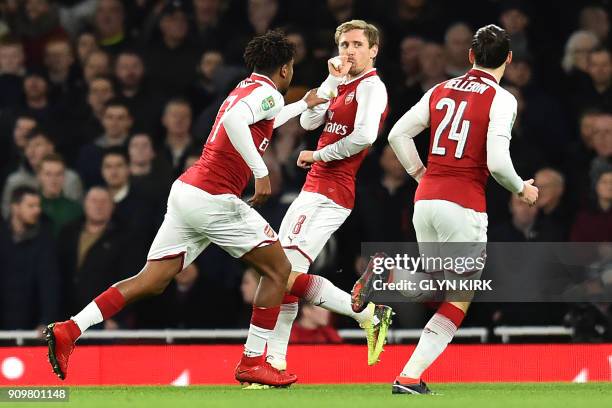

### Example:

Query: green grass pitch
xmin=9 ymin=383 xmax=612 ymax=408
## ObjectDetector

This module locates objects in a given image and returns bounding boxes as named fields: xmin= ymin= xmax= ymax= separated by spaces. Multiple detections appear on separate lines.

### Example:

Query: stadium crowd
xmin=0 ymin=0 xmax=611 ymax=341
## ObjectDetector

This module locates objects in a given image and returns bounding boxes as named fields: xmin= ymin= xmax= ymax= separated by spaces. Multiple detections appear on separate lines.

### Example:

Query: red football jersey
xmin=302 ymin=70 xmax=388 ymax=209
xmin=415 ymin=68 xmax=514 ymax=212
xmin=179 ymin=74 xmax=282 ymax=196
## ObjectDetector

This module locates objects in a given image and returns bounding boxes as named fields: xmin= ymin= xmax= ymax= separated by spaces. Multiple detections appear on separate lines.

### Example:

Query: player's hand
xmin=328 ymin=56 xmax=352 ymax=77
xmin=518 ymin=178 xmax=539 ymax=206
xmin=297 ymin=150 xmax=315 ymax=169
xmin=303 ymin=89 xmax=328 ymax=108
xmin=249 ymin=176 xmax=272 ymax=207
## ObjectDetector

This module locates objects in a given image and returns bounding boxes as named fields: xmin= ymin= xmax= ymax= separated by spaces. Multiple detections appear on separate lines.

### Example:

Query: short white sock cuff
xmin=71 ymin=301 xmax=104 ymax=333
xmin=303 ymin=275 xmax=325 ymax=302
xmin=428 ymin=313 xmax=457 ymax=339
xmin=280 ymin=302 xmax=298 ymax=313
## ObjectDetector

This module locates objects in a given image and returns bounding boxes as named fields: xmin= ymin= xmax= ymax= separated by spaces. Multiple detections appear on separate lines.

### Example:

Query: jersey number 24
xmin=431 ymin=97 xmax=471 ymax=159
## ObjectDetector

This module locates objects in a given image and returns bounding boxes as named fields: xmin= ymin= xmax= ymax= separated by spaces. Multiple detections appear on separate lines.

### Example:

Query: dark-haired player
xmin=44 ymin=30 xmax=326 ymax=388
xmin=353 ymin=24 xmax=539 ymax=394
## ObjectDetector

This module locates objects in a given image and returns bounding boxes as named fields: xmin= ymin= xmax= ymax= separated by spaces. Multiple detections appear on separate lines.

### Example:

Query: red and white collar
xmin=344 ymin=68 xmax=377 ymax=85
xmin=250 ymin=73 xmax=277 ymax=89
xmin=468 ymin=67 xmax=498 ymax=83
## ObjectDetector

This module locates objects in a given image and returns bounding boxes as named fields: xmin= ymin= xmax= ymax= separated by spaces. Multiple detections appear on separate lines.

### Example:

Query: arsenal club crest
xmin=344 ymin=91 xmax=355 ymax=104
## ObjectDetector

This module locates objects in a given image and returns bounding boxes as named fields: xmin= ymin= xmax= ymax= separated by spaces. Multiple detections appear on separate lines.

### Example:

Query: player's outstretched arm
xmin=274 ymin=89 xmax=327 ymax=129
xmin=387 ymin=87 xmax=434 ymax=182
xmin=312 ymin=79 xmax=387 ymax=162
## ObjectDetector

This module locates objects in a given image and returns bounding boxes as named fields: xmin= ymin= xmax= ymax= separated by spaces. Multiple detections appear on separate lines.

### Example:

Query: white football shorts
xmin=147 ymin=180 xmax=278 ymax=269
xmin=279 ymin=191 xmax=351 ymax=273
xmin=412 ymin=199 xmax=488 ymax=274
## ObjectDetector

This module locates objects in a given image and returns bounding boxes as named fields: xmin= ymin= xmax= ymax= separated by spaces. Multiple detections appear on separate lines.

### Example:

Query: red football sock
xmin=437 ymin=302 xmax=465 ymax=327
xmin=282 ymin=294 xmax=299 ymax=304
xmin=94 ymin=287 xmax=126 ymax=320
xmin=289 ymin=273 xmax=323 ymax=300
xmin=244 ymin=305 xmax=281 ymax=357
xmin=250 ymin=305 xmax=281 ymax=330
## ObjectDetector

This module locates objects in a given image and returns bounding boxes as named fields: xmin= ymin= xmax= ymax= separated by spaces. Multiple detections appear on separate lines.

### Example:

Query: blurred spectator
xmin=490 ymin=194 xmax=538 ymax=242
xmin=74 ymin=30 xmax=99 ymax=66
xmin=389 ymin=41 xmax=448 ymax=130
xmin=43 ymin=36 xmax=77 ymax=97
xmin=114 ymin=50 xmax=162 ymax=132
xmin=353 ymin=145 xmax=417 ymax=242
xmin=503 ymin=55 xmax=570 ymax=165
xmin=578 ymin=5 xmax=610 ymax=45
xmin=94 ymin=0 xmax=130 ymax=55
xmin=224 ymin=0 xmax=282 ymax=63
xmin=37 ymin=153 xmax=82 ymax=237
xmin=77 ymin=99 xmax=133 ymax=188
xmin=81 ymin=49 xmax=111 ymax=85
xmin=248 ymin=0 xmax=281 ymax=35
xmin=58 ymin=187 xmax=144 ymax=324
xmin=161 ymin=98 xmax=194 ymax=175
xmin=286 ymin=30 xmax=321 ymax=88
xmin=571 ymin=168 xmax=612 ymax=242
xmin=84 ymin=75 xmax=115 ymax=136
xmin=1 ymin=114 xmax=37 ymax=184
xmin=0 ymin=37 xmax=26 ymax=75
xmin=417 ymin=42 xmax=448 ymax=91
xmin=134 ymin=263 xmax=207 ymax=328
xmin=187 ymin=50 xmax=224 ymax=117
xmin=128 ymin=132 xmax=174 ymax=204
xmin=0 ymin=186 xmax=59 ymax=330
xmin=323 ymin=0 xmax=354 ymax=28
xmin=444 ymin=22 xmax=472 ymax=76
xmin=398 ymin=35 xmax=424 ymax=87
xmin=561 ymin=30 xmax=599 ymax=80
xmin=57 ymin=0 xmax=99 ymax=37
xmin=590 ymin=113 xmax=612 ymax=185
xmin=533 ymin=168 xmax=571 ymax=241
xmin=385 ymin=0 xmax=446 ymax=51
xmin=21 ymin=69 xmax=54 ymax=124
xmin=563 ymin=109 xmax=602 ymax=198
xmin=498 ymin=1 xmax=531 ymax=59
xmin=192 ymin=0 xmax=227 ymax=50
xmin=271 ymin=116 xmax=306 ymax=190
xmin=0 ymin=38 xmax=26 ymax=109
xmin=144 ymin=1 xmax=200 ymax=99
xmin=101 ymin=147 xmax=155 ymax=233
xmin=390 ymin=41 xmax=446 ymax=116
xmin=56 ymin=75 xmax=116 ymax=166
xmin=2 ymin=128 xmax=83 ymax=218
xmin=7 ymin=0 xmax=68 ymax=66
xmin=576 ymin=48 xmax=612 ymax=115
xmin=289 ymin=304 xmax=342 ymax=344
